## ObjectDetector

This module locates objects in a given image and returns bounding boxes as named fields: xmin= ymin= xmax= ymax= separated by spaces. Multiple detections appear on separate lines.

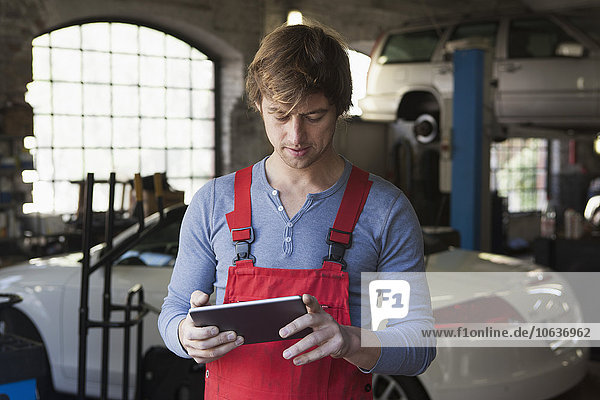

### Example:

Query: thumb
xmin=302 ymin=294 xmax=322 ymax=313
xmin=190 ymin=290 xmax=210 ymax=308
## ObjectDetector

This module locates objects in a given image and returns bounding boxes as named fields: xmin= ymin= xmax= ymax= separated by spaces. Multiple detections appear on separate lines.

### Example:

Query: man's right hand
xmin=178 ymin=290 xmax=244 ymax=364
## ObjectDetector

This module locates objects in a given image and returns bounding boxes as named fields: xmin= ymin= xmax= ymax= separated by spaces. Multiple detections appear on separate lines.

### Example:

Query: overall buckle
xmin=231 ymin=227 xmax=255 ymax=264
xmin=323 ymin=228 xmax=352 ymax=269
xmin=326 ymin=227 xmax=352 ymax=247
xmin=231 ymin=227 xmax=254 ymax=243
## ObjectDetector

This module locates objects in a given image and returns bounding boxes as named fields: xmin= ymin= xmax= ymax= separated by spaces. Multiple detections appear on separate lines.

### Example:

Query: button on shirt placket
xmin=283 ymin=222 xmax=293 ymax=254
xmin=270 ymin=189 xmax=293 ymax=255
xmin=271 ymin=188 xmax=310 ymax=256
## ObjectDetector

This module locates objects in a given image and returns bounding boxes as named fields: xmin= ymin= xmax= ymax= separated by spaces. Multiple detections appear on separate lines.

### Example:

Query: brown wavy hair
xmin=246 ymin=22 xmax=352 ymax=117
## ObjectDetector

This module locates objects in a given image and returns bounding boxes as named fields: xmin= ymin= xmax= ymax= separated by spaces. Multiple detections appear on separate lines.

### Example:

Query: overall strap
xmin=323 ymin=166 xmax=373 ymax=270
xmin=225 ymin=165 xmax=255 ymax=266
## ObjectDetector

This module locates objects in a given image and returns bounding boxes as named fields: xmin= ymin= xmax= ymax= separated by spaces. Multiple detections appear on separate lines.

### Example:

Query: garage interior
xmin=1 ymin=0 xmax=600 ymax=399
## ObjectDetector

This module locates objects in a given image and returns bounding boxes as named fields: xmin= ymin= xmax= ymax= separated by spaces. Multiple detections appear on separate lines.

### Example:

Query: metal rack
xmin=77 ymin=172 xmax=166 ymax=400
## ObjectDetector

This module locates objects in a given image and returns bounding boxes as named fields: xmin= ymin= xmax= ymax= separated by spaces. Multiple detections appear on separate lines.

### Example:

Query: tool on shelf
xmin=153 ymin=173 xmax=165 ymax=220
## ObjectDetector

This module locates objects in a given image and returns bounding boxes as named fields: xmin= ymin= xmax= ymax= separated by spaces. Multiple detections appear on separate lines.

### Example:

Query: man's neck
xmin=265 ymin=152 xmax=345 ymax=195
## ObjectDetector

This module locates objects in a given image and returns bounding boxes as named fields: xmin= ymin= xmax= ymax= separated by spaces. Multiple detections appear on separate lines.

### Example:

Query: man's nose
xmin=288 ymin=116 xmax=305 ymax=144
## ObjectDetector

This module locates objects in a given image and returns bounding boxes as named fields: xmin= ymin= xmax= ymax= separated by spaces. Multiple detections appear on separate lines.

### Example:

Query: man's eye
xmin=306 ymin=115 xmax=324 ymax=123
xmin=275 ymin=115 xmax=289 ymax=121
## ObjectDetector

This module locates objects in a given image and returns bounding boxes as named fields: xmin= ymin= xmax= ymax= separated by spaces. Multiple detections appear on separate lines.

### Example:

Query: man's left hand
xmin=279 ymin=294 xmax=356 ymax=366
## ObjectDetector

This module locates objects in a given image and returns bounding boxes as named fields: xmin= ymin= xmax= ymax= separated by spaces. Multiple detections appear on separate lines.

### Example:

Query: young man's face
xmin=258 ymin=92 xmax=338 ymax=170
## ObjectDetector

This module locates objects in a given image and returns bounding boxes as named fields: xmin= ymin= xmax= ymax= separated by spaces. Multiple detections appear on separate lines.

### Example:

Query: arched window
xmin=26 ymin=22 xmax=216 ymax=214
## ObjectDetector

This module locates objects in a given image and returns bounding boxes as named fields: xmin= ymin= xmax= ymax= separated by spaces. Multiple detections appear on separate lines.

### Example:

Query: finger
xmin=302 ymin=294 xmax=322 ymax=313
xmin=188 ymin=330 xmax=240 ymax=350
xmin=190 ymin=290 xmax=210 ymax=307
xmin=282 ymin=329 xmax=329 ymax=360
xmin=181 ymin=320 xmax=220 ymax=342
xmin=279 ymin=312 xmax=319 ymax=338
xmin=290 ymin=340 xmax=339 ymax=366
xmin=189 ymin=335 xmax=245 ymax=362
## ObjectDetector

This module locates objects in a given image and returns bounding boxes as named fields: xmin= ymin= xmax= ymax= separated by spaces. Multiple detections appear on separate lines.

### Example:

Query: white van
xmin=359 ymin=13 xmax=600 ymax=141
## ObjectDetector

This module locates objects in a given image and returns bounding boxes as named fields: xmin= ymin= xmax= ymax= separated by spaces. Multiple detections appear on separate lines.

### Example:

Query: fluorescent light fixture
xmin=287 ymin=10 xmax=303 ymax=25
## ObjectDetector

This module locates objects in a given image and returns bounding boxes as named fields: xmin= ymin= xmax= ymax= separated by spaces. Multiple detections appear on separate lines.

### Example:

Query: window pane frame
xmin=490 ymin=138 xmax=548 ymax=213
xmin=27 ymin=22 xmax=216 ymax=214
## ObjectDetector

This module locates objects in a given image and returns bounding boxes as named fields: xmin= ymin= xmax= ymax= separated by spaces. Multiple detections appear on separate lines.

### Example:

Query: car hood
xmin=0 ymin=252 xmax=84 ymax=290
xmin=427 ymin=248 xmax=543 ymax=272
xmin=425 ymin=249 xmax=582 ymax=324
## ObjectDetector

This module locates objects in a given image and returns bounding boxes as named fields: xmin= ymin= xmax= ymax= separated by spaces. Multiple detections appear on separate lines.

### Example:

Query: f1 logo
xmin=369 ymin=280 xmax=410 ymax=331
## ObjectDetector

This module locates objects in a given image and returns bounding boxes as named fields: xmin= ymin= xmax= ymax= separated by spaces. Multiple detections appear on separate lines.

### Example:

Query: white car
xmin=0 ymin=206 xmax=589 ymax=399
xmin=359 ymin=13 xmax=600 ymax=143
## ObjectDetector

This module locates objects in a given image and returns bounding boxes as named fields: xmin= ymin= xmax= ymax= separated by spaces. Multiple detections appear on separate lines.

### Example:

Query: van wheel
xmin=413 ymin=113 xmax=439 ymax=144
xmin=372 ymin=374 xmax=430 ymax=400
xmin=0 ymin=308 xmax=57 ymax=400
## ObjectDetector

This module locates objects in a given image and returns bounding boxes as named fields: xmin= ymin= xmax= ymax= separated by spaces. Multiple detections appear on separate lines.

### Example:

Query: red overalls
xmin=204 ymin=164 xmax=374 ymax=399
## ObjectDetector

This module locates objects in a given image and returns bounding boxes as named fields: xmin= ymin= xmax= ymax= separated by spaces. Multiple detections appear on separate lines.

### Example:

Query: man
xmin=159 ymin=21 xmax=435 ymax=399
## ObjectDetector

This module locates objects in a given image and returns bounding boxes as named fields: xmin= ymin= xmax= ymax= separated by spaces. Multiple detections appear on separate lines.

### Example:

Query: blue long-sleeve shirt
xmin=158 ymin=157 xmax=436 ymax=375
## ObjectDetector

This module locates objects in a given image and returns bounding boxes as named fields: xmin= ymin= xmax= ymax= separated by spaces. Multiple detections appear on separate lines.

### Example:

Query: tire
xmin=412 ymin=113 xmax=439 ymax=144
xmin=372 ymin=374 xmax=430 ymax=400
xmin=142 ymin=346 xmax=205 ymax=400
xmin=0 ymin=308 xmax=58 ymax=400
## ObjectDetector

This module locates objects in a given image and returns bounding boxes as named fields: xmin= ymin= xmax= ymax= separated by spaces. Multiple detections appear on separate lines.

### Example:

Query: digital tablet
xmin=189 ymin=295 xmax=311 ymax=344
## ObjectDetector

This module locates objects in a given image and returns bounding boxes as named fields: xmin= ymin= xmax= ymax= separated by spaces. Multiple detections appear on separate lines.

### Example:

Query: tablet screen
xmin=189 ymin=295 xmax=311 ymax=344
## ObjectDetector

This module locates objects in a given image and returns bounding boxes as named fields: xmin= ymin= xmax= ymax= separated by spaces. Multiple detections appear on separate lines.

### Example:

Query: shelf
xmin=0 ymin=134 xmax=32 ymax=244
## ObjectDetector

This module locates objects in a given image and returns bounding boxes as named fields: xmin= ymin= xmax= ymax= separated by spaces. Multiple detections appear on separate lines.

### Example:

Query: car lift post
xmin=450 ymin=46 xmax=492 ymax=250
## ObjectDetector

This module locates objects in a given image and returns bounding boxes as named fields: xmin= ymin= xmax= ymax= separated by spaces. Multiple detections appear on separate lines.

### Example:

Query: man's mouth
xmin=286 ymin=147 xmax=310 ymax=157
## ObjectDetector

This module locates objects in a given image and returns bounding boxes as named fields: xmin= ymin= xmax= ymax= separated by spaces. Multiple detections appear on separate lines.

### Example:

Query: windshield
xmin=378 ymin=29 xmax=441 ymax=64
xmin=114 ymin=217 xmax=182 ymax=266
xmin=449 ymin=21 xmax=498 ymax=47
